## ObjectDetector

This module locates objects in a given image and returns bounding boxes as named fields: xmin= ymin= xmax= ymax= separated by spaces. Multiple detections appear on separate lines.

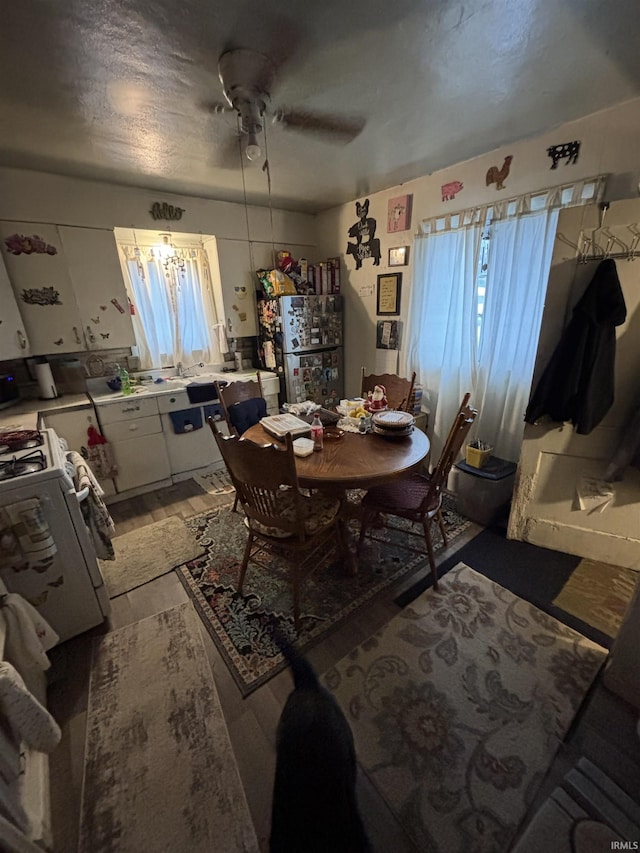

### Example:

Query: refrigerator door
xmin=284 ymin=347 xmax=343 ymax=407
xmin=280 ymin=294 xmax=342 ymax=353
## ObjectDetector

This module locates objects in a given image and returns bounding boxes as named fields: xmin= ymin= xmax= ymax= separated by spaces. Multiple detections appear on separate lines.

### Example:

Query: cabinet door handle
xmin=128 ymin=424 xmax=138 ymax=431
xmin=17 ymin=330 xmax=27 ymax=350
xmin=122 ymin=406 xmax=140 ymax=413
xmin=73 ymin=326 xmax=82 ymax=345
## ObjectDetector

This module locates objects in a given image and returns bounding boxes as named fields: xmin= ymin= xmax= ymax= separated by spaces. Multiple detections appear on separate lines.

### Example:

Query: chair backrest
xmin=215 ymin=373 xmax=266 ymax=436
xmin=360 ymin=369 xmax=416 ymax=413
xmin=420 ymin=396 xmax=477 ymax=513
xmin=207 ymin=419 xmax=305 ymax=538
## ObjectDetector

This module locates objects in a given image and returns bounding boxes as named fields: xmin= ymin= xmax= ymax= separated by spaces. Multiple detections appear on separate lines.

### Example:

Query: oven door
xmin=0 ymin=476 xmax=106 ymax=642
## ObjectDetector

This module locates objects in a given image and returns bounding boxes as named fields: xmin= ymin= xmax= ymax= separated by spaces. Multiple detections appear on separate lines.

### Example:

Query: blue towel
xmin=203 ymin=402 xmax=224 ymax=423
xmin=169 ymin=408 xmax=203 ymax=434
xmin=228 ymin=397 xmax=267 ymax=435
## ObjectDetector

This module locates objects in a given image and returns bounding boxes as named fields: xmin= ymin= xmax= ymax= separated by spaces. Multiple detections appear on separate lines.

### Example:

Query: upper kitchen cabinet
xmin=214 ymin=238 xmax=258 ymax=338
xmin=57 ymin=226 xmax=135 ymax=350
xmin=0 ymin=222 xmax=134 ymax=354
xmin=0 ymin=222 xmax=84 ymax=355
xmin=0 ymin=251 xmax=29 ymax=359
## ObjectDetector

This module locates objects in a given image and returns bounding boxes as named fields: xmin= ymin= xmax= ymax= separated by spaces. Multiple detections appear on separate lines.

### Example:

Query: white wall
xmin=0 ymin=168 xmax=317 ymax=249
xmin=316 ymin=96 xmax=640 ymax=399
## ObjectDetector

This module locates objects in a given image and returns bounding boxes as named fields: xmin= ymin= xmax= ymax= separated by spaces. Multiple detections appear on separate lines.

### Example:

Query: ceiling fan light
xmin=246 ymin=132 xmax=261 ymax=161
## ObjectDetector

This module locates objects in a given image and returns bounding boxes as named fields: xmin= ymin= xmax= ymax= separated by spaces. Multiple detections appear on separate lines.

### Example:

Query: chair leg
xmin=232 ymin=492 xmax=239 ymax=513
xmin=422 ymin=517 xmax=439 ymax=590
xmin=358 ymin=507 xmax=375 ymax=554
xmin=437 ymin=508 xmax=448 ymax=546
xmin=292 ymin=571 xmax=301 ymax=633
xmin=336 ymin=518 xmax=357 ymax=576
xmin=238 ymin=531 xmax=253 ymax=592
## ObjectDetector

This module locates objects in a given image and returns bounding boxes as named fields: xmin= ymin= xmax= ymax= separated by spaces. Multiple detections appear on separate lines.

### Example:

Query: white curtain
xmin=119 ymin=246 xmax=221 ymax=370
xmin=473 ymin=208 xmax=559 ymax=460
xmin=404 ymin=225 xmax=480 ymax=463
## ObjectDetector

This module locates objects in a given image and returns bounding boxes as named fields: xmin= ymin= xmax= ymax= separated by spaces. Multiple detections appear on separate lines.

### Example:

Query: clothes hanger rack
xmin=576 ymin=223 xmax=640 ymax=263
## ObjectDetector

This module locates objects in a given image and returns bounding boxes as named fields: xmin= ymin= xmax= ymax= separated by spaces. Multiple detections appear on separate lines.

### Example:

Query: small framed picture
xmin=388 ymin=246 xmax=409 ymax=266
xmin=376 ymin=272 xmax=402 ymax=316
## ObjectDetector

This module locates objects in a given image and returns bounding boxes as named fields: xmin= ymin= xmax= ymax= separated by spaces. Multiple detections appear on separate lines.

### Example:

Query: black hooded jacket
xmin=525 ymin=259 xmax=627 ymax=435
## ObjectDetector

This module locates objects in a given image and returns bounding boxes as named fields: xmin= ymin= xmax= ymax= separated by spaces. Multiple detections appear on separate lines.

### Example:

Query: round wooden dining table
xmin=242 ymin=423 xmax=430 ymax=574
xmin=242 ymin=423 xmax=430 ymax=491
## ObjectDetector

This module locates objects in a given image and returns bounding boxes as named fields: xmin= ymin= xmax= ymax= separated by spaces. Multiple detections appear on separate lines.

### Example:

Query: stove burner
xmin=0 ymin=450 xmax=47 ymax=480
xmin=0 ymin=430 xmax=44 ymax=455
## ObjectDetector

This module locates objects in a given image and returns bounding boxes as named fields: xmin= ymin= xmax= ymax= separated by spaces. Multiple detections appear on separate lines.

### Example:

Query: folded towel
xmin=0 ymin=661 xmax=61 ymax=752
xmin=228 ymin=397 xmax=268 ymax=435
xmin=169 ymin=408 xmax=203 ymax=434
xmin=67 ymin=451 xmax=116 ymax=561
xmin=0 ymin=500 xmax=57 ymax=574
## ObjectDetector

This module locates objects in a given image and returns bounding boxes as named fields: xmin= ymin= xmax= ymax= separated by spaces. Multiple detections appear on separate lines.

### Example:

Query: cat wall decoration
xmin=346 ymin=199 xmax=381 ymax=270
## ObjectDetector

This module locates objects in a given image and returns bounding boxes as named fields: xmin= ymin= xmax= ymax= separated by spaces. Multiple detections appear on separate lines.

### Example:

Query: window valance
xmin=418 ymin=175 xmax=607 ymax=236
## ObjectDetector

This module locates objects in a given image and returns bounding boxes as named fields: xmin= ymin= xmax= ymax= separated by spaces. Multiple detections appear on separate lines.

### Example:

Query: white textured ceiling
xmin=1 ymin=0 xmax=640 ymax=212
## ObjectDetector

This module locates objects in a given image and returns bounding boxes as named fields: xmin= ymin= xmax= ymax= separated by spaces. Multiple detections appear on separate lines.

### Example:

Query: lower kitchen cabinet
xmin=110 ymin=432 xmax=171 ymax=492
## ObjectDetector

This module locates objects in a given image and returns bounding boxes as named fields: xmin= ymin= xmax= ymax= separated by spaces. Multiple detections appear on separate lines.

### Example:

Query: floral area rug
xmin=175 ymin=495 xmax=471 ymax=696
xmin=322 ymin=563 xmax=607 ymax=853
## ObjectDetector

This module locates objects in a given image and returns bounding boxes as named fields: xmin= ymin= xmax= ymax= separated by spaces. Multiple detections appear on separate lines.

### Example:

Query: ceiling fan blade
xmin=200 ymin=100 xmax=235 ymax=116
xmin=272 ymin=108 xmax=365 ymax=143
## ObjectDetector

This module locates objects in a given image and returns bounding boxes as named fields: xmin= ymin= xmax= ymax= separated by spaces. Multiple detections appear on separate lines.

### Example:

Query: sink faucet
xmin=177 ymin=361 xmax=205 ymax=378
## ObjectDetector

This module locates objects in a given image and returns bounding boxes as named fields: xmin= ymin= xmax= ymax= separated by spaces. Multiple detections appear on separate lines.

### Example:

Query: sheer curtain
xmin=474 ymin=208 xmax=559 ymax=460
xmin=119 ymin=246 xmax=221 ymax=370
xmin=404 ymin=225 xmax=480 ymax=463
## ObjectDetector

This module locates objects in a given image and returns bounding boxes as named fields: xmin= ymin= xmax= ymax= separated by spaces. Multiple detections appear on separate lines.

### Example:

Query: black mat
xmin=395 ymin=525 xmax=612 ymax=649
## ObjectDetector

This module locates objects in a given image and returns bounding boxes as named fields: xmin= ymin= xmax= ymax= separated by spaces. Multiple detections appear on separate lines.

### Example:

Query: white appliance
xmin=0 ymin=428 xmax=110 ymax=642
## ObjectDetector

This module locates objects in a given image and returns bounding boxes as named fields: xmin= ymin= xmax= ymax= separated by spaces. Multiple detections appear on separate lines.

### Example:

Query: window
xmin=116 ymin=231 xmax=223 ymax=370
xmin=475 ymin=231 xmax=490 ymax=347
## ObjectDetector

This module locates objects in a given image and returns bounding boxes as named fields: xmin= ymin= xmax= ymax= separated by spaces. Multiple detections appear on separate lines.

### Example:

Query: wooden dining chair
xmin=207 ymin=418 xmax=350 ymax=632
xmin=357 ymin=395 xmax=477 ymax=589
xmin=214 ymin=374 xmax=268 ymax=511
xmin=360 ymin=369 xmax=417 ymax=413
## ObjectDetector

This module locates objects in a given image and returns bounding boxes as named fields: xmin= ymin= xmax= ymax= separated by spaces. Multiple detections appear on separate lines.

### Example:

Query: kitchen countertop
xmin=0 ymin=394 xmax=92 ymax=431
xmin=88 ymin=369 xmax=278 ymax=405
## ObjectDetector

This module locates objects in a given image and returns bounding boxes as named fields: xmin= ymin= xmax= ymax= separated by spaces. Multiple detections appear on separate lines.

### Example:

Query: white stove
xmin=0 ymin=427 xmax=110 ymax=641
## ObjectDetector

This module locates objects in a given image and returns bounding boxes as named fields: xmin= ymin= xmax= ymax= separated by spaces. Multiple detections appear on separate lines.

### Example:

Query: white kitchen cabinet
xmin=0 ymin=222 xmax=83 ymax=355
xmin=110 ymin=432 xmax=171 ymax=492
xmin=214 ymin=238 xmax=258 ymax=338
xmin=0 ymin=252 xmax=29 ymax=359
xmin=0 ymin=221 xmax=133 ymax=355
xmin=58 ymin=226 xmax=135 ymax=350
xmin=40 ymin=405 xmax=116 ymax=496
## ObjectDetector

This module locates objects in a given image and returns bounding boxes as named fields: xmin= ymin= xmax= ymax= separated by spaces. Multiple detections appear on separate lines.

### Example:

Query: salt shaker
xmin=359 ymin=415 xmax=367 ymax=433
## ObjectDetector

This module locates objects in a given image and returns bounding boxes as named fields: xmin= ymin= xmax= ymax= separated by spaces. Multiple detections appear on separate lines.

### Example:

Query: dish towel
xmin=0 ymin=593 xmax=59 ymax=672
xmin=0 ymin=661 xmax=60 ymax=752
xmin=169 ymin=408 xmax=203 ymax=434
xmin=67 ymin=451 xmax=116 ymax=561
xmin=0 ymin=500 xmax=57 ymax=574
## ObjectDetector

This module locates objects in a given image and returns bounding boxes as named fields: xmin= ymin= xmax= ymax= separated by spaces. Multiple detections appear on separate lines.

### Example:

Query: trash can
xmin=449 ymin=456 xmax=517 ymax=525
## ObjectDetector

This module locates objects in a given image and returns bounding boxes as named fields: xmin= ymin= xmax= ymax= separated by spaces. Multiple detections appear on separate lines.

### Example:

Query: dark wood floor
xmin=46 ymin=479 xmax=640 ymax=853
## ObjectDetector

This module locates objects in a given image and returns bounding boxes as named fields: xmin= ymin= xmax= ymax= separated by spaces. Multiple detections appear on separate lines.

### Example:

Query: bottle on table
xmin=311 ymin=413 xmax=324 ymax=451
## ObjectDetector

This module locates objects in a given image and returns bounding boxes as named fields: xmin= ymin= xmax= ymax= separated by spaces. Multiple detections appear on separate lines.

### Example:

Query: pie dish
xmin=372 ymin=410 xmax=415 ymax=430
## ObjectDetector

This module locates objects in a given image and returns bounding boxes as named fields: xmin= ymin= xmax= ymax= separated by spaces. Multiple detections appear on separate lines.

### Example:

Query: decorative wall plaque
xmin=150 ymin=202 xmax=185 ymax=221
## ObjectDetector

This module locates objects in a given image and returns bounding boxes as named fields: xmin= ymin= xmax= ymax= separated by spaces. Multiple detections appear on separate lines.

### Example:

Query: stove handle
xmin=75 ymin=486 xmax=90 ymax=502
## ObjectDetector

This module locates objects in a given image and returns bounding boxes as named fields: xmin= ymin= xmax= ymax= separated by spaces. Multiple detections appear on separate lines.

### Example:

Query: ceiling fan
xmin=206 ymin=48 xmax=365 ymax=162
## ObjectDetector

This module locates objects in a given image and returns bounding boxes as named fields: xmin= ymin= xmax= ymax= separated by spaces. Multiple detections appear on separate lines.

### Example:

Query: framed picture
xmin=387 ymin=194 xmax=412 ymax=233
xmin=376 ymin=273 xmax=402 ymax=315
xmin=376 ymin=319 xmax=399 ymax=350
xmin=388 ymin=246 xmax=409 ymax=266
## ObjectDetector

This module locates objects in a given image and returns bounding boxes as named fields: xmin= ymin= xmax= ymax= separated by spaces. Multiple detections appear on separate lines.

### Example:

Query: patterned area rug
xmin=175 ymin=495 xmax=471 ymax=695
xmin=79 ymin=603 xmax=258 ymax=853
xmin=323 ymin=564 xmax=607 ymax=853
xmin=552 ymin=558 xmax=638 ymax=637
